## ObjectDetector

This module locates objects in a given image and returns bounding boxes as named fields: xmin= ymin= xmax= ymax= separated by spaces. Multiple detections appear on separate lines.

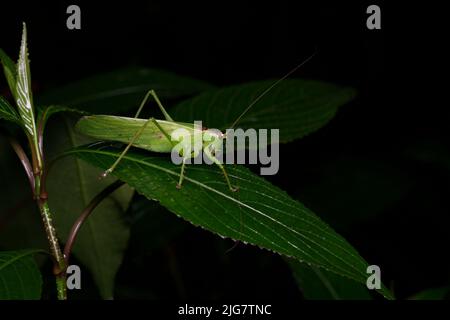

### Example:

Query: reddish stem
xmin=63 ymin=180 xmax=125 ymax=263
xmin=8 ymin=137 xmax=35 ymax=196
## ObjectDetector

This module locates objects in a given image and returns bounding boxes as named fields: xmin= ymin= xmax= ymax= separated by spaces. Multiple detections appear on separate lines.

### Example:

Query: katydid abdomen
xmin=76 ymin=115 xmax=197 ymax=153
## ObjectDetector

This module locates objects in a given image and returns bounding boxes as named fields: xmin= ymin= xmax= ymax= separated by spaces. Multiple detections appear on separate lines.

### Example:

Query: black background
xmin=1 ymin=1 xmax=449 ymax=300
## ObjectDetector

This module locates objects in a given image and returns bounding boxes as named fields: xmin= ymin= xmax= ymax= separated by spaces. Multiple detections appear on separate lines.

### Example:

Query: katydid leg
xmin=102 ymin=89 xmax=177 ymax=176
xmin=102 ymin=117 xmax=175 ymax=177
xmin=176 ymin=157 xmax=188 ymax=189
xmin=203 ymin=148 xmax=238 ymax=192
xmin=134 ymin=89 xmax=174 ymax=121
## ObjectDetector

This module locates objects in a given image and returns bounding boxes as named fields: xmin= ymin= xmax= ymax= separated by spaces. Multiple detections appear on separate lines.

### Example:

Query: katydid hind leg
xmin=102 ymin=116 xmax=178 ymax=178
xmin=149 ymin=90 xmax=174 ymax=122
xmin=101 ymin=116 xmax=155 ymax=178
xmin=134 ymin=89 xmax=175 ymax=122
xmin=151 ymin=118 xmax=175 ymax=146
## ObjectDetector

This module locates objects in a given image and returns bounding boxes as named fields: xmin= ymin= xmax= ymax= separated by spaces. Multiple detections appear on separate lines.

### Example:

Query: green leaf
xmin=37 ymin=67 xmax=216 ymax=114
xmin=0 ymin=96 xmax=23 ymax=127
xmin=66 ymin=144 xmax=393 ymax=299
xmin=0 ymin=250 xmax=43 ymax=300
xmin=37 ymin=105 xmax=86 ymax=134
xmin=45 ymin=116 xmax=134 ymax=299
xmin=0 ymin=48 xmax=17 ymax=96
xmin=15 ymin=23 xmax=37 ymax=139
xmin=171 ymin=79 xmax=356 ymax=143
xmin=287 ymin=258 xmax=372 ymax=300
xmin=409 ymin=287 xmax=449 ymax=300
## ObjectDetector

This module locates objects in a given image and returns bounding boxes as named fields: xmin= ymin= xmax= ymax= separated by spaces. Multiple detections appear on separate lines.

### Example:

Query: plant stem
xmin=56 ymin=274 xmax=67 ymax=300
xmin=37 ymin=196 xmax=62 ymax=263
xmin=8 ymin=137 xmax=67 ymax=299
xmin=35 ymin=119 xmax=67 ymax=299
xmin=36 ymin=176 xmax=67 ymax=300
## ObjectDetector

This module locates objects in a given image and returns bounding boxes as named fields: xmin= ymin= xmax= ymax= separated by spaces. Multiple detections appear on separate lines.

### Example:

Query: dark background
xmin=1 ymin=1 xmax=449 ymax=300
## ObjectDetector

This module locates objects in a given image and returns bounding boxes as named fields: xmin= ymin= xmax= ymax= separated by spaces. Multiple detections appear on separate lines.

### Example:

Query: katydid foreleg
xmin=203 ymin=146 xmax=238 ymax=192
xmin=176 ymin=157 xmax=188 ymax=189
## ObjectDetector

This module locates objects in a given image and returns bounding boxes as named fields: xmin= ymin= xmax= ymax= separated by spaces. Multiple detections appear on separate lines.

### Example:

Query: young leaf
xmin=37 ymin=67 xmax=216 ymax=114
xmin=0 ymin=250 xmax=43 ymax=299
xmin=66 ymin=144 xmax=393 ymax=299
xmin=15 ymin=23 xmax=37 ymax=140
xmin=45 ymin=115 xmax=133 ymax=299
xmin=0 ymin=48 xmax=17 ymax=97
xmin=172 ymin=79 xmax=356 ymax=143
xmin=0 ymin=96 xmax=23 ymax=127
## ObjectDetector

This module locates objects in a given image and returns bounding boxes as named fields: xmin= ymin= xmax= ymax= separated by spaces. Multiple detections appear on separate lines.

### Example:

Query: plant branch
xmin=8 ymin=137 xmax=35 ymax=195
xmin=8 ymin=134 xmax=67 ymax=299
xmin=64 ymin=180 xmax=125 ymax=263
xmin=3 ymin=24 xmax=67 ymax=299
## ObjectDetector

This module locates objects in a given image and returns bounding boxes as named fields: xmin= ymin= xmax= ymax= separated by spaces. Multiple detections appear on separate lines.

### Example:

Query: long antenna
xmin=230 ymin=50 xmax=317 ymax=129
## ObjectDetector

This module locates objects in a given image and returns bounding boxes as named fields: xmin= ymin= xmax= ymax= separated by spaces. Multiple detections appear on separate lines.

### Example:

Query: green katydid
xmin=76 ymin=89 xmax=238 ymax=191
xmin=75 ymin=53 xmax=315 ymax=191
